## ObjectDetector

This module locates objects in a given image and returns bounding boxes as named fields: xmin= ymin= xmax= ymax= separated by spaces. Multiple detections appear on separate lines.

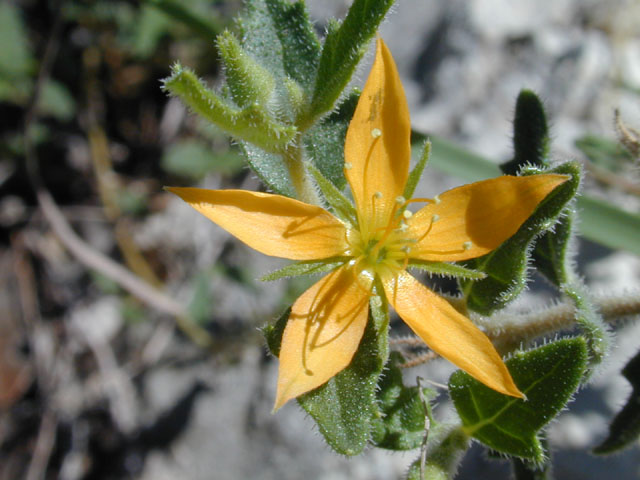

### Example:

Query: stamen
xmin=403 ymin=210 xmax=413 ymax=219
xmin=344 ymin=162 xmax=353 ymax=170
xmin=371 ymin=128 xmax=382 ymax=138
xmin=431 ymin=214 xmax=440 ymax=223
xmin=433 ymin=195 xmax=441 ymax=204
xmin=462 ymin=241 xmax=473 ymax=250
xmin=373 ymin=191 xmax=383 ymax=199
xmin=395 ymin=196 xmax=406 ymax=205
xmin=396 ymin=221 xmax=409 ymax=233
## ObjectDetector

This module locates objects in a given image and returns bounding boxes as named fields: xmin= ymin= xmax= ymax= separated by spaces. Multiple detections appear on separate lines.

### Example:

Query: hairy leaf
xmin=450 ymin=338 xmax=587 ymax=461
xmin=371 ymin=352 xmax=436 ymax=450
xmin=308 ymin=0 xmax=394 ymax=121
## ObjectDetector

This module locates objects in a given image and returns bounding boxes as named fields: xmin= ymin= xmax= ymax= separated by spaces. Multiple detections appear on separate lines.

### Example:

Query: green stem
xmin=283 ymin=142 xmax=321 ymax=205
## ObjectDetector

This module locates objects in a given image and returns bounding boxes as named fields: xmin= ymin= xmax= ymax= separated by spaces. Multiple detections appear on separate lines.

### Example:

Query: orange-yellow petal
xmin=167 ymin=187 xmax=348 ymax=260
xmin=407 ymin=174 xmax=569 ymax=262
xmin=274 ymin=267 xmax=372 ymax=410
xmin=344 ymin=38 xmax=411 ymax=235
xmin=382 ymin=270 xmax=523 ymax=398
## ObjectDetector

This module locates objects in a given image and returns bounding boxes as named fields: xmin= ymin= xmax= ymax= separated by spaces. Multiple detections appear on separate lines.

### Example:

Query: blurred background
xmin=1 ymin=0 xmax=639 ymax=479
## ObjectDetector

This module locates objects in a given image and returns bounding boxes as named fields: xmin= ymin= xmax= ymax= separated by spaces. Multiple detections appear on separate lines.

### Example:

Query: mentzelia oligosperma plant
xmin=162 ymin=0 xmax=638 ymax=477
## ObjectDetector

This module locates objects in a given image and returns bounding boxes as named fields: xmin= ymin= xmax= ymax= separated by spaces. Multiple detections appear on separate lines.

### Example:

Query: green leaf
xmin=512 ymin=437 xmax=552 ymax=480
xmin=0 ymin=2 xmax=34 ymax=78
xmin=405 ymin=425 xmax=469 ymax=480
xmin=404 ymin=138 xmax=431 ymax=200
xmin=408 ymin=260 xmax=486 ymax=281
xmin=575 ymin=134 xmax=632 ymax=173
xmin=450 ymin=338 xmax=588 ymax=461
xmin=163 ymin=64 xmax=296 ymax=153
xmin=259 ymin=258 xmax=345 ymax=282
xmin=460 ymin=162 xmax=580 ymax=315
xmin=145 ymin=0 xmax=223 ymax=41
xmin=371 ymin=352 xmax=436 ymax=451
xmin=37 ymin=80 xmax=76 ymax=122
xmin=241 ymin=141 xmax=295 ymax=197
xmin=307 ymin=0 xmax=394 ymax=121
xmin=161 ymin=140 xmax=244 ymax=179
xmin=306 ymin=162 xmax=356 ymax=224
xmin=502 ymin=90 xmax=550 ymax=175
xmin=262 ymin=0 xmax=320 ymax=92
xmin=575 ymin=194 xmax=640 ymax=256
xmin=304 ymin=91 xmax=359 ymax=189
xmin=296 ymin=297 xmax=389 ymax=455
xmin=594 ymin=348 xmax=640 ymax=454
xmin=217 ymin=30 xmax=276 ymax=108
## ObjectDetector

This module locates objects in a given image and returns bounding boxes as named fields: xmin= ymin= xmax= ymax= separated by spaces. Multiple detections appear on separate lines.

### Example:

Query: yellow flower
xmin=167 ymin=39 xmax=568 ymax=411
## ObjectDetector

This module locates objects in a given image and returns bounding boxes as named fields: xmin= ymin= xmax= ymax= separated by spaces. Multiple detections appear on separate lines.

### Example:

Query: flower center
xmin=347 ymin=195 xmax=418 ymax=278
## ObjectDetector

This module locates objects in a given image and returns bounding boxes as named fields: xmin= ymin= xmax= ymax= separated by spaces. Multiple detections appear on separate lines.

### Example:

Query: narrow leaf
xmin=217 ymin=30 xmax=276 ymax=108
xmin=502 ymin=90 xmax=550 ymax=175
xmin=450 ymin=338 xmax=587 ymax=461
xmin=163 ymin=65 xmax=296 ymax=152
xmin=264 ymin=0 xmax=320 ymax=91
xmin=308 ymin=0 xmax=394 ymax=120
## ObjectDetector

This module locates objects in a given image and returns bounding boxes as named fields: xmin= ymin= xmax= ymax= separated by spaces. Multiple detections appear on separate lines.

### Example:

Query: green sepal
xmin=532 ymin=211 xmax=574 ymax=287
xmin=501 ymin=90 xmax=550 ymax=175
xmin=404 ymin=138 xmax=432 ymax=200
xmin=162 ymin=64 xmax=296 ymax=153
xmin=460 ymin=162 xmax=580 ymax=315
xmin=405 ymin=425 xmax=469 ymax=480
xmin=371 ymin=352 xmax=436 ymax=450
xmin=408 ymin=260 xmax=486 ymax=281
xmin=450 ymin=338 xmax=588 ymax=462
xmin=296 ymin=295 xmax=389 ymax=455
xmin=593 ymin=348 xmax=640 ymax=454
xmin=262 ymin=307 xmax=290 ymax=357
xmin=216 ymin=30 xmax=276 ymax=108
xmin=306 ymin=0 xmax=394 ymax=122
xmin=306 ymin=162 xmax=356 ymax=224
xmin=259 ymin=258 xmax=346 ymax=282
xmin=304 ymin=91 xmax=359 ymax=190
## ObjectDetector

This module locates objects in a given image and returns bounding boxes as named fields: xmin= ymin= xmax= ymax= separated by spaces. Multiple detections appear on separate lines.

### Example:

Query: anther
xmin=397 ymin=221 xmax=409 ymax=233
xmin=403 ymin=210 xmax=413 ymax=219
xmin=462 ymin=241 xmax=473 ymax=250
xmin=344 ymin=162 xmax=353 ymax=170
xmin=431 ymin=214 xmax=440 ymax=223
xmin=395 ymin=196 xmax=406 ymax=205
xmin=373 ymin=191 xmax=383 ymax=199
xmin=434 ymin=195 xmax=441 ymax=204
xmin=371 ymin=128 xmax=382 ymax=138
